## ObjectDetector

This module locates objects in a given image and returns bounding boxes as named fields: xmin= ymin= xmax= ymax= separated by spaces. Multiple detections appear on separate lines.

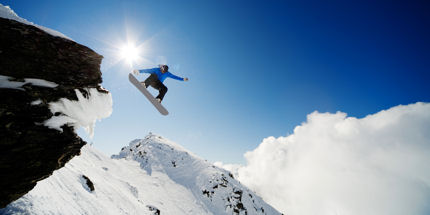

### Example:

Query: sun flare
xmin=120 ymin=43 xmax=139 ymax=64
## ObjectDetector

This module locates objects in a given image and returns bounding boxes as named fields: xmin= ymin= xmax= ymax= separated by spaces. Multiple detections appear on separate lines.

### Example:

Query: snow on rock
xmin=31 ymin=99 xmax=42 ymax=105
xmin=44 ymin=88 xmax=113 ymax=138
xmin=1 ymin=134 xmax=281 ymax=215
xmin=0 ymin=3 xmax=71 ymax=40
xmin=0 ymin=75 xmax=25 ymax=90
xmin=24 ymin=78 xmax=59 ymax=88
xmin=0 ymin=75 xmax=59 ymax=90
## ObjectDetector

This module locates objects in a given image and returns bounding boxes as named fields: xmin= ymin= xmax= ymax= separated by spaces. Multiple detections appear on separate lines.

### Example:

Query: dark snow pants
xmin=143 ymin=73 xmax=168 ymax=101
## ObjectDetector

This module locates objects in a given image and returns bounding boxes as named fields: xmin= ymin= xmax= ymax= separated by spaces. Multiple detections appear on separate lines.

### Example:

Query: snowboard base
xmin=129 ymin=73 xmax=169 ymax=116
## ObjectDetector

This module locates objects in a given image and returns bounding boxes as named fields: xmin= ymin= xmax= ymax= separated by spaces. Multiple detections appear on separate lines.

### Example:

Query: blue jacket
xmin=138 ymin=68 xmax=184 ymax=83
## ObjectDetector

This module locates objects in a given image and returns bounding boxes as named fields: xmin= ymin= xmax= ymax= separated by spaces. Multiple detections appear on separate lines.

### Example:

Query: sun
xmin=120 ymin=43 xmax=139 ymax=65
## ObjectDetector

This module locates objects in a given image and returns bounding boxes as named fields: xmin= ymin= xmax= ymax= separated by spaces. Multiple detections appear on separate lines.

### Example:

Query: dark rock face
xmin=147 ymin=205 xmax=161 ymax=215
xmin=0 ymin=18 xmax=102 ymax=88
xmin=81 ymin=175 xmax=95 ymax=192
xmin=0 ymin=17 xmax=106 ymax=207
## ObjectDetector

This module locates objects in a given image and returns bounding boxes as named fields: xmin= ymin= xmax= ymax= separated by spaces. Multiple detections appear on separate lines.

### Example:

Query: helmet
xmin=160 ymin=64 xmax=169 ymax=71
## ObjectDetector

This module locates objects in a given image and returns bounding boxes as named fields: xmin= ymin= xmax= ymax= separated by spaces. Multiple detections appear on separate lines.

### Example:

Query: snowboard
xmin=129 ymin=73 xmax=169 ymax=116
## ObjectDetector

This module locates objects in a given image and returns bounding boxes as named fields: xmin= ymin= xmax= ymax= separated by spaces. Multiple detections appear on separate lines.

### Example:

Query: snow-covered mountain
xmin=1 ymin=134 xmax=281 ymax=215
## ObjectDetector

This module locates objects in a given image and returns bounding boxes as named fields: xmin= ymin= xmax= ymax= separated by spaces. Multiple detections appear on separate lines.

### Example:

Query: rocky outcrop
xmin=81 ymin=175 xmax=95 ymax=192
xmin=0 ymin=17 xmax=107 ymax=207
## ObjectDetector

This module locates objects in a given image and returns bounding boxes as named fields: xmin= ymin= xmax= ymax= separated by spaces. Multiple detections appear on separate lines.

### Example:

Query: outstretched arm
xmin=168 ymin=73 xmax=188 ymax=81
xmin=138 ymin=68 xmax=159 ymax=74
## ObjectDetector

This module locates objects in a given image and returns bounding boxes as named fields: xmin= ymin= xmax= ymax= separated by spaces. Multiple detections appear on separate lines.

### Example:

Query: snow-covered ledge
xmin=0 ymin=75 xmax=59 ymax=90
xmin=44 ymin=88 xmax=112 ymax=138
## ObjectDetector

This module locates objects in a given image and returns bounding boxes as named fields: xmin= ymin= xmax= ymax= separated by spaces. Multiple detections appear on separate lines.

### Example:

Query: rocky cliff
xmin=0 ymin=16 xmax=109 ymax=207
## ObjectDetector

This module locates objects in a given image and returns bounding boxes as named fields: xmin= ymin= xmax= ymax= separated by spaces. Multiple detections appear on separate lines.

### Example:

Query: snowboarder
xmin=133 ymin=65 xmax=188 ymax=103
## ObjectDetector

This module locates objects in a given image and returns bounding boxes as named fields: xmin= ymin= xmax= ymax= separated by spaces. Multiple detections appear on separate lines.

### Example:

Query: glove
xmin=133 ymin=69 xmax=139 ymax=75
xmin=184 ymin=77 xmax=189 ymax=81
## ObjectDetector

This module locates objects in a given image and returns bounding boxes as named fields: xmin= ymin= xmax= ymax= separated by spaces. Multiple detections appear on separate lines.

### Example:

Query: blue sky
xmin=4 ymin=0 xmax=429 ymax=164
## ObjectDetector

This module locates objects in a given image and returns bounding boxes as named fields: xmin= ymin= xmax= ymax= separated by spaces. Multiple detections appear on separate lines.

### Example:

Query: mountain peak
xmin=112 ymin=133 xmax=281 ymax=215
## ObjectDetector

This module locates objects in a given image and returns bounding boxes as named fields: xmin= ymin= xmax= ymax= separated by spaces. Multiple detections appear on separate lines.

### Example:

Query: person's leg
xmin=144 ymin=74 xmax=168 ymax=101
xmin=155 ymin=84 xmax=168 ymax=101
xmin=143 ymin=73 xmax=158 ymax=88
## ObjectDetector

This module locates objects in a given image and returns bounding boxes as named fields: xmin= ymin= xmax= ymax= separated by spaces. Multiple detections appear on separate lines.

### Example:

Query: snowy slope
xmin=1 ymin=134 xmax=280 ymax=215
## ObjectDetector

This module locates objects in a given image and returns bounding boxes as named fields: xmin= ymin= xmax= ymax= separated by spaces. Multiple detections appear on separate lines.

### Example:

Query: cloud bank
xmin=231 ymin=102 xmax=430 ymax=215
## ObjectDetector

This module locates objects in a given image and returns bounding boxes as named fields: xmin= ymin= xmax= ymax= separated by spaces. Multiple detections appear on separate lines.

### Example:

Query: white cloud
xmin=234 ymin=102 xmax=430 ymax=215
